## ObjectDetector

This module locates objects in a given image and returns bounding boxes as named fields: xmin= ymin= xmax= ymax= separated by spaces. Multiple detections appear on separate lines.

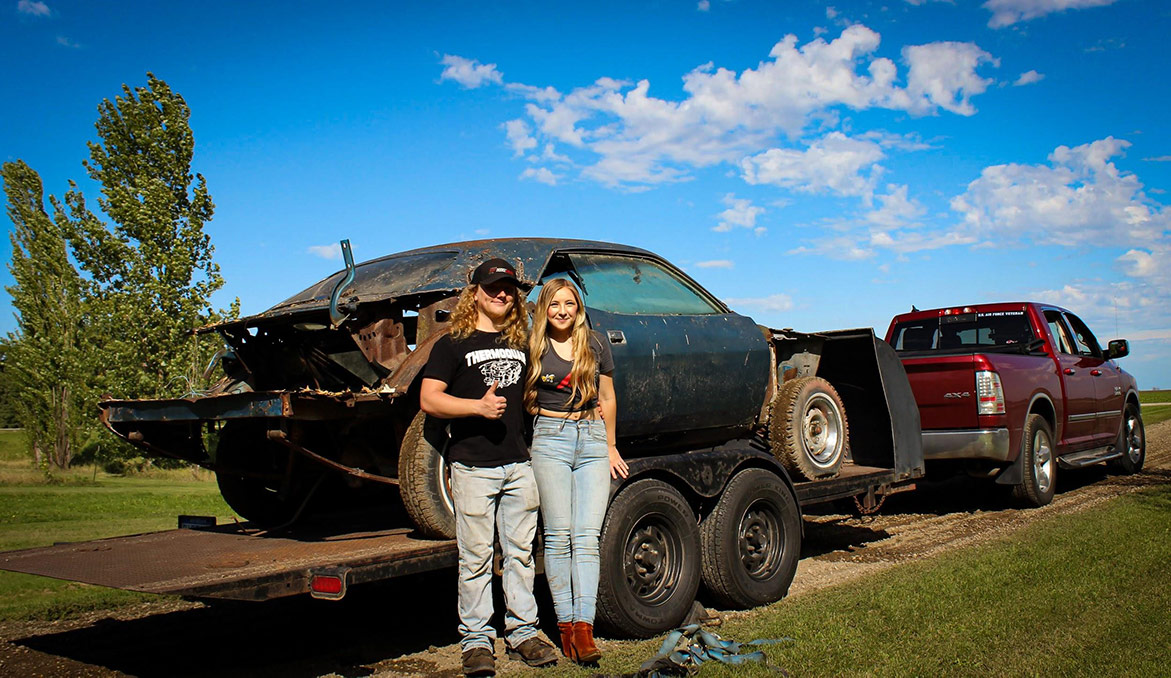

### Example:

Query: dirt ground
xmin=1 ymin=418 xmax=1167 ymax=678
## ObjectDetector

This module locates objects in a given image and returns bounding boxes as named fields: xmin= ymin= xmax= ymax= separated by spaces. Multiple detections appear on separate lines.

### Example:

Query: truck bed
xmin=0 ymin=517 xmax=456 ymax=602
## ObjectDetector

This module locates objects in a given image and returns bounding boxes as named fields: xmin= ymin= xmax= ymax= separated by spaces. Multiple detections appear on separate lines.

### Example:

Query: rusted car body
xmin=100 ymin=238 xmax=917 ymax=537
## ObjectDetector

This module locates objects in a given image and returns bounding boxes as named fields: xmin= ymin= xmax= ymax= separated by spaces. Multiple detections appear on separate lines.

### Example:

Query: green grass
xmin=0 ymin=472 xmax=234 ymax=621
xmin=1140 ymin=389 xmax=1171 ymax=405
xmin=532 ymin=483 xmax=1171 ymax=677
xmin=0 ymin=429 xmax=28 ymax=461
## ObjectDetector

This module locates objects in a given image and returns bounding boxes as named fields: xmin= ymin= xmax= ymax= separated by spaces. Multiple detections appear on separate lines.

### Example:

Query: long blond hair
xmin=448 ymin=284 xmax=528 ymax=350
xmin=525 ymin=279 xmax=598 ymax=413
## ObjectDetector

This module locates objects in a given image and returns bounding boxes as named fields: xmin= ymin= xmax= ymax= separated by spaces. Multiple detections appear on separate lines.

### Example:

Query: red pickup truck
xmin=885 ymin=302 xmax=1145 ymax=506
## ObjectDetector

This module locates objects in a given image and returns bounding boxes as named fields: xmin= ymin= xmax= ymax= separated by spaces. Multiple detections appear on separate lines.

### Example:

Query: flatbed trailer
xmin=0 ymin=456 xmax=916 ymax=608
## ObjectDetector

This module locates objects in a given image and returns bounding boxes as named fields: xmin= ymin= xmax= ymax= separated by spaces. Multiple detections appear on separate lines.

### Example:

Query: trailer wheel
xmin=770 ymin=376 xmax=848 ymax=480
xmin=214 ymin=422 xmax=308 ymax=526
xmin=398 ymin=411 xmax=456 ymax=539
xmin=699 ymin=468 xmax=800 ymax=609
xmin=1012 ymin=414 xmax=1056 ymax=507
xmin=1108 ymin=402 xmax=1145 ymax=475
xmin=596 ymin=479 xmax=701 ymax=638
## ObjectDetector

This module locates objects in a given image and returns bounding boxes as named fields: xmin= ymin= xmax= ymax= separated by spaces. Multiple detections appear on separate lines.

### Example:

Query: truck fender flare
xmin=996 ymin=392 xmax=1056 ymax=486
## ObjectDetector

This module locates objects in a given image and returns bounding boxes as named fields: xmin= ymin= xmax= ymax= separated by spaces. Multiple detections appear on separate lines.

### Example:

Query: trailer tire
xmin=770 ymin=376 xmax=848 ymax=480
xmin=596 ymin=479 xmax=701 ymax=638
xmin=398 ymin=411 xmax=456 ymax=539
xmin=1012 ymin=414 xmax=1056 ymax=507
xmin=699 ymin=468 xmax=801 ymax=609
xmin=214 ymin=422 xmax=307 ymax=527
xmin=1108 ymin=402 xmax=1145 ymax=475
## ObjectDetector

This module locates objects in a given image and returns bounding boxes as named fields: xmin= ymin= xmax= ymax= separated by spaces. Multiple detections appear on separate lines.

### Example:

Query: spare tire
xmin=398 ymin=410 xmax=456 ymax=539
xmin=769 ymin=376 xmax=848 ymax=480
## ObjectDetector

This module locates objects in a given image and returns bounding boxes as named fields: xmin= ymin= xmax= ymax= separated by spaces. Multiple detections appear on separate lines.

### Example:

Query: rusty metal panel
xmin=0 ymin=524 xmax=456 ymax=602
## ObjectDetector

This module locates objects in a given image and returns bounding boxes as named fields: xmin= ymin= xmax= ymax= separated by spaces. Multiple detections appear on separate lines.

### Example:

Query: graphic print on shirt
xmin=464 ymin=347 xmax=526 ymax=388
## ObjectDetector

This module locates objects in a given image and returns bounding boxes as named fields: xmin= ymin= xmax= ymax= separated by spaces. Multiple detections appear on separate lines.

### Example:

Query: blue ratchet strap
xmin=637 ymin=623 xmax=793 ymax=676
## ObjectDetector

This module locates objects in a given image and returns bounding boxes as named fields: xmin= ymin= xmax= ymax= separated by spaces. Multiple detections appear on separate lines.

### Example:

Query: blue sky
xmin=2 ymin=0 xmax=1169 ymax=387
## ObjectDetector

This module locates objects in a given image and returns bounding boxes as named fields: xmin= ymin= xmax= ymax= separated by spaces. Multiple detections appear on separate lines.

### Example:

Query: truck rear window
xmin=891 ymin=311 xmax=1036 ymax=353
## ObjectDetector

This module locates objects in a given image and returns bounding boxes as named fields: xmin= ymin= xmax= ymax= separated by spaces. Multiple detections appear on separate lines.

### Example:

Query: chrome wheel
xmin=1033 ymin=428 xmax=1053 ymax=495
xmin=802 ymin=393 xmax=843 ymax=468
xmin=1126 ymin=413 xmax=1144 ymax=463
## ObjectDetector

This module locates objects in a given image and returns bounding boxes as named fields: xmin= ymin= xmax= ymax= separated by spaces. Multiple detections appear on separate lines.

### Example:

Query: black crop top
xmin=533 ymin=331 xmax=614 ymax=412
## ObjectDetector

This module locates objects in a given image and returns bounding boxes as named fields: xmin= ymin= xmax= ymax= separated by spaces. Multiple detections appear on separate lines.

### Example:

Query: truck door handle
xmin=607 ymin=330 xmax=626 ymax=345
xmin=1063 ymin=368 xmax=1075 ymax=375
xmin=1091 ymin=369 xmax=1102 ymax=376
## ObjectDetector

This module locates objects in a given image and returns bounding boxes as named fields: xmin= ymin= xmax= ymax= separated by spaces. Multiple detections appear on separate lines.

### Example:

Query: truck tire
xmin=770 ymin=376 xmax=848 ymax=480
xmin=1012 ymin=414 xmax=1056 ymax=507
xmin=398 ymin=411 xmax=456 ymax=539
xmin=699 ymin=468 xmax=801 ymax=609
xmin=214 ymin=422 xmax=308 ymax=526
xmin=596 ymin=479 xmax=701 ymax=638
xmin=1108 ymin=402 xmax=1145 ymax=475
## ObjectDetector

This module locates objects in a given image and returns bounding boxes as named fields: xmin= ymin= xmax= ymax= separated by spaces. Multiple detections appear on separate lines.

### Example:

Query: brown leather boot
xmin=571 ymin=621 xmax=602 ymax=663
xmin=557 ymin=622 xmax=576 ymax=660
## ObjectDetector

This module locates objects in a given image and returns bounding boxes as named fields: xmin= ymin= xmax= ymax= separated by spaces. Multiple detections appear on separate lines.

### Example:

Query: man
xmin=419 ymin=258 xmax=558 ymax=676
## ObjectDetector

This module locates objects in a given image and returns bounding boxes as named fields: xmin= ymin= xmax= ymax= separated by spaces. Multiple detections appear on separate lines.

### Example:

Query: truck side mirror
xmin=1107 ymin=339 xmax=1129 ymax=359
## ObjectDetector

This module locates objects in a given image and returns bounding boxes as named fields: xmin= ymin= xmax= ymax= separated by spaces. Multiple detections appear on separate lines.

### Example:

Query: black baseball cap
xmin=470 ymin=258 xmax=524 ymax=287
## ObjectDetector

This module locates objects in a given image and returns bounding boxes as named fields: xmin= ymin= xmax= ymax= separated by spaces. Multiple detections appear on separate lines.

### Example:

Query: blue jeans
xmin=530 ymin=416 xmax=611 ymax=624
xmin=451 ymin=460 xmax=541 ymax=652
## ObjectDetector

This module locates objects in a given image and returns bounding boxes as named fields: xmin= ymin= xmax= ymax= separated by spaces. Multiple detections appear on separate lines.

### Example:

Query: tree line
xmin=2 ymin=74 xmax=237 ymax=469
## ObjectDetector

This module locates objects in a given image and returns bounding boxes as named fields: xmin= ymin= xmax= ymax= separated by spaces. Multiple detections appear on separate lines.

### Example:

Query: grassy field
xmin=535 ymin=482 xmax=1171 ymax=678
xmin=0 ymin=429 xmax=234 ymax=620
xmin=1139 ymin=389 xmax=1171 ymax=404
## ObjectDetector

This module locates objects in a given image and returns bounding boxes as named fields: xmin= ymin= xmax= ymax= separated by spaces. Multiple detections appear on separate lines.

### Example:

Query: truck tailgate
xmin=0 ymin=521 xmax=456 ymax=602
xmin=900 ymin=354 xmax=979 ymax=430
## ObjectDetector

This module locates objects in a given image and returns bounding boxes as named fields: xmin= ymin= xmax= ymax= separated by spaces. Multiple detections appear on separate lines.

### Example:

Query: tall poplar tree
xmin=2 ymin=160 xmax=87 ymax=468
xmin=59 ymin=73 xmax=234 ymax=400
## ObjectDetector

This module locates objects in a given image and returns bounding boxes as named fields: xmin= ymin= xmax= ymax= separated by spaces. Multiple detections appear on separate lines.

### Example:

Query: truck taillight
xmin=975 ymin=370 xmax=1005 ymax=415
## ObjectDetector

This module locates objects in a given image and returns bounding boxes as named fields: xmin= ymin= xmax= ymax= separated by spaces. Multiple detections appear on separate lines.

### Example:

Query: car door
xmin=1063 ymin=312 xmax=1124 ymax=445
xmin=1043 ymin=310 xmax=1098 ymax=450
xmin=556 ymin=250 xmax=770 ymax=443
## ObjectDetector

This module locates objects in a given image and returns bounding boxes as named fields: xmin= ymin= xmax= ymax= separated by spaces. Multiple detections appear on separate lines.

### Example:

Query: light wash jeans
xmin=530 ymin=415 xmax=611 ymax=624
xmin=451 ymin=460 xmax=541 ymax=652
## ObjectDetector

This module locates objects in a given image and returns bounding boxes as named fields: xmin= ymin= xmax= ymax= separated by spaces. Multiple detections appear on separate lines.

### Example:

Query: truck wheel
xmin=1108 ymin=402 xmax=1145 ymax=475
xmin=770 ymin=376 xmax=849 ymax=480
xmin=699 ymin=468 xmax=801 ymax=609
xmin=398 ymin=411 xmax=456 ymax=539
xmin=596 ymin=479 xmax=701 ymax=638
xmin=215 ymin=422 xmax=308 ymax=526
xmin=1012 ymin=414 xmax=1056 ymax=507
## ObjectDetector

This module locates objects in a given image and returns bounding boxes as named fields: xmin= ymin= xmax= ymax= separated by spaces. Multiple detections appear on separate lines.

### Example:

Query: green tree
xmin=57 ymin=73 xmax=236 ymax=402
xmin=2 ymin=160 xmax=87 ymax=468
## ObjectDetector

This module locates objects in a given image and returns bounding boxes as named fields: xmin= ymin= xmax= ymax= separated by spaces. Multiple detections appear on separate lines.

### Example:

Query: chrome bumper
xmin=922 ymin=429 xmax=1011 ymax=462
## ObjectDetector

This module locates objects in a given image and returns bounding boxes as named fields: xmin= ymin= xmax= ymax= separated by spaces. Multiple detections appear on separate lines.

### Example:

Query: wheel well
xmin=1028 ymin=394 xmax=1057 ymax=433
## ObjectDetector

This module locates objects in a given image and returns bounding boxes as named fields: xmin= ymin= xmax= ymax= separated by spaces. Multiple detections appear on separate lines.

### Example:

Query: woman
xmin=525 ymin=278 xmax=628 ymax=663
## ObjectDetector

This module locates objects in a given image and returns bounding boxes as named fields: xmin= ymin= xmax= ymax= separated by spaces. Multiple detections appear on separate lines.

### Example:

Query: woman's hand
xmin=609 ymin=445 xmax=629 ymax=479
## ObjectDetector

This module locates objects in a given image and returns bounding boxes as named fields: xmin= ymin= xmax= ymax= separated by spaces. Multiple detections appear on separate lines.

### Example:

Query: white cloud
xmin=1144 ymin=156 xmax=1171 ymax=162
xmin=695 ymin=259 xmax=734 ymax=269
xmin=984 ymin=0 xmax=1117 ymax=28
xmin=788 ymin=236 xmax=875 ymax=261
xmin=697 ymin=0 xmax=710 ymax=11
xmin=741 ymin=132 xmax=884 ymax=198
xmin=308 ymin=244 xmax=342 ymax=260
xmin=439 ymin=54 xmax=503 ymax=89
xmin=56 ymin=35 xmax=80 ymax=48
xmin=725 ymin=293 xmax=794 ymax=312
xmin=520 ymin=167 xmax=559 ymax=185
xmin=713 ymin=194 xmax=765 ymax=233
xmin=17 ymin=0 xmax=50 ymax=17
xmin=458 ymin=24 xmax=997 ymax=189
xmin=503 ymin=119 xmax=537 ymax=157
xmin=865 ymin=184 xmax=925 ymax=228
xmin=1013 ymin=69 xmax=1045 ymax=86
xmin=951 ymin=137 xmax=1171 ymax=249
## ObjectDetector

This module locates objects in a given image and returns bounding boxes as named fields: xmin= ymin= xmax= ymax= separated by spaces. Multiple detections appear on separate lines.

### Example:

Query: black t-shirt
xmin=421 ymin=331 xmax=529 ymax=467
xmin=534 ymin=331 xmax=614 ymax=412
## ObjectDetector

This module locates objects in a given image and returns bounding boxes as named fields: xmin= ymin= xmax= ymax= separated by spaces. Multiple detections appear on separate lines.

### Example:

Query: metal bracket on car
xmin=329 ymin=239 xmax=357 ymax=329
xmin=265 ymin=429 xmax=399 ymax=486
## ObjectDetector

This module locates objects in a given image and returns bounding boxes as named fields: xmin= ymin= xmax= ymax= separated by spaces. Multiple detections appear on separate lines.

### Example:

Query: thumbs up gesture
xmin=479 ymin=380 xmax=507 ymax=420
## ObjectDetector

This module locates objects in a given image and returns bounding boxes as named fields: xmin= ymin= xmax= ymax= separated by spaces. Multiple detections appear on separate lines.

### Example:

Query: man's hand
xmin=478 ymin=380 xmax=507 ymax=419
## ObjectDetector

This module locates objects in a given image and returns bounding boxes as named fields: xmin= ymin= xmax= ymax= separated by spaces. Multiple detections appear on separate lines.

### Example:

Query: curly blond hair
xmin=448 ymin=284 xmax=528 ymax=350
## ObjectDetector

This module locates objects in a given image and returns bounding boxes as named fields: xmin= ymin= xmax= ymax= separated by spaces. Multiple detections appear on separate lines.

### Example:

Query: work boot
xmin=557 ymin=622 xmax=576 ymax=659
xmin=571 ymin=622 xmax=602 ymax=663
xmin=507 ymin=636 xmax=559 ymax=667
xmin=462 ymin=647 xmax=495 ymax=677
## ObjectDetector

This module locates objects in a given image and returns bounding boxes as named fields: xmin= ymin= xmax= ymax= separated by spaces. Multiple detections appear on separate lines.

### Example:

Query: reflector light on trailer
xmin=309 ymin=567 xmax=350 ymax=600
